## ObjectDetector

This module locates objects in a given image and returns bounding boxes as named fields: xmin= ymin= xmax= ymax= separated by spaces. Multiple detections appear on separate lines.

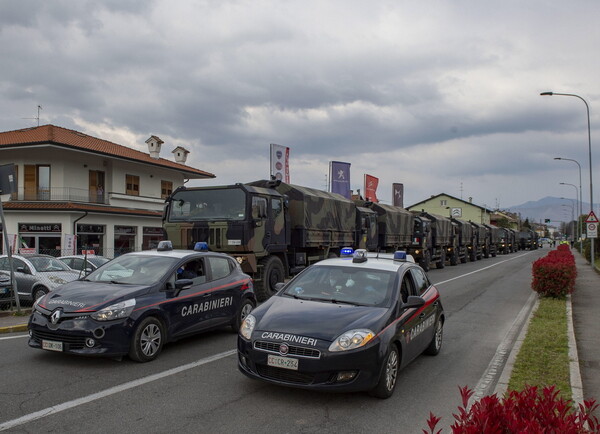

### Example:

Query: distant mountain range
xmin=505 ymin=196 xmax=589 ymax=225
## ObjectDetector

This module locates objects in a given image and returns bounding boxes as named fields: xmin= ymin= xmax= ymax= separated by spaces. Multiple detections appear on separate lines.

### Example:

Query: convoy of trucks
xmin=163 ymin=179 xmax=538 ymax=301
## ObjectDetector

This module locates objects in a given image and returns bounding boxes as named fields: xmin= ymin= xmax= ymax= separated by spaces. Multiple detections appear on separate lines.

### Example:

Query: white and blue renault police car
xmin=238 ymin=249 xmax=444 ymax=398
xmin=28 ymin=241 xmax=256 ymax=362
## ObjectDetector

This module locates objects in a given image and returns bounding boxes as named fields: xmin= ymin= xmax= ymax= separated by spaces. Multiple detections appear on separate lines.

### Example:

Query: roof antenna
xmin=22 ymin=105 xmax=42 ymax=126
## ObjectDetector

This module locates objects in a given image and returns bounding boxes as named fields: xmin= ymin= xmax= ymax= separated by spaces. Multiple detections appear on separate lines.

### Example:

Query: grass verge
xmin=507 ymin=296 xmax=571 ymax=400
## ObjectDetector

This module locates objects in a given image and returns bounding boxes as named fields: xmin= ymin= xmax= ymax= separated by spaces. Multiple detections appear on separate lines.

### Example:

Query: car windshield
xmin=283 ymin=265 xmax=396 ymax=307
xmin=87 ymin=256 xmax=110 ymax=267
xmin=168 ymin=188 xmax=246 ymax=221
xmin=29 ymin=257 xmax=72 ymax=272
xmin=85 ymin=255 xmax=178 ymax=285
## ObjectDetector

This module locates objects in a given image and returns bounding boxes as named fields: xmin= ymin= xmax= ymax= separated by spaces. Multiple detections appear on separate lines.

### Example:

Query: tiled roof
xmin=3 ymin=201 xmax=162 ymax=217
xmin=0 ymin=125 xmax=215 ymax=179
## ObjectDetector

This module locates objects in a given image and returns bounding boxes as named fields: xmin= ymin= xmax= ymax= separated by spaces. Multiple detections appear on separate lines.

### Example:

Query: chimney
xmin=172 ymin=146 xmax=190 ymax=164
xmin=145 ymin=135 xmax=164 ymax=159
xmin=468 ymin=197 xmax=472 ymax=203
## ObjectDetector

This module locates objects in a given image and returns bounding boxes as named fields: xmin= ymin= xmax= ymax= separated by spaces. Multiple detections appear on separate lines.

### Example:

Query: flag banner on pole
xmin=392 ymin=183 xmax=404 ymax=208
xmin=365 ymin=174 xmax=379 ymax=202
xmin=270 ymin=143 xmax=290 ymax=183
xmin=7 ymin=234 xmax=17 ymax=254
xmin=330 ymin=161 xmax=351 ymax=199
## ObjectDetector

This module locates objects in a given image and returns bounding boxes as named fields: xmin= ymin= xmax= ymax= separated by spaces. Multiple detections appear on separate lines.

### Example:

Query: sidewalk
xmin=0 ymin=307 xmax=31 ymax=333
xmin=571 ymin=252 xmax=600 ymax=403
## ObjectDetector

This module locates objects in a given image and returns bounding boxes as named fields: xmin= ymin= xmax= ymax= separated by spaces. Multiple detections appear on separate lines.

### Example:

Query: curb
xmin=0 ymin=324 xmax=28 ymax=334
xmin=493 ymin=294 xmax=584 ymax=406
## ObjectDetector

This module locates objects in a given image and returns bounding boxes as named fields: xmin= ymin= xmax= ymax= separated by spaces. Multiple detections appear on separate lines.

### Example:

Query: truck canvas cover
xmin=355 ymin=200 xmax=413 ymax=246
xmin=248 ymin=180 xmax=356 ymax=247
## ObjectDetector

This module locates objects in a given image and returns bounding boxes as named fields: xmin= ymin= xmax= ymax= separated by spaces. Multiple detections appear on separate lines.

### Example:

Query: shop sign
xmin=19 ymin=223 xmax=62 ymax=233
xmin=77 ymin=224 xmax=105 ymax=234
xmin=115 ymin=226 xmax=136 ymax=234
xmin=143 ymin=227 xmax=164 ymax=235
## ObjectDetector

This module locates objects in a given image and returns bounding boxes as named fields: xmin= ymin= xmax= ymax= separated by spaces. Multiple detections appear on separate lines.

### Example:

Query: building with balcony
xmin=0 ymin=125 xmax=214 ymax=257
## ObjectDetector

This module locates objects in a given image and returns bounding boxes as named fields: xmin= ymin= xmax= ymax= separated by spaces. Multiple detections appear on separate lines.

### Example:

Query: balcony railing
xmin=10 ymin=187 xmax=107 ymax=204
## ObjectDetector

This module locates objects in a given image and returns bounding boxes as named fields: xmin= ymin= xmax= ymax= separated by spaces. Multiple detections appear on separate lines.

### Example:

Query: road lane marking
xmin=433 ymin=252 xmax=532 ymax=286
xmin=0 ymin=349 xmax=237 ymax=431
xmin=0 ymin=334 xmax=28 ymax=341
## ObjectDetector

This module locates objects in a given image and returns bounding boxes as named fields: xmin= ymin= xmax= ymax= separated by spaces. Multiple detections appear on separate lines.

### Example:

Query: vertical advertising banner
xmin=7 ymin=234 xmax=17 ymax=254
xmin=364 ymin=174 xmax=379 ymax=203
xmin=270 ymin=143 xmax=290 ymax=183
xmin=330 ymin=161 xmax=351 ymax=199
xmin=392 ymin=183 xmax=404 ymax=208
xmin=63 ymin=234 xmax=77 ymax=255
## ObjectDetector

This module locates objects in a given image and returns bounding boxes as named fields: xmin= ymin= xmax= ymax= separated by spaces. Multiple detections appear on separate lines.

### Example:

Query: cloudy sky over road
xmin=2 ymin=1 xmax=599 ymax=211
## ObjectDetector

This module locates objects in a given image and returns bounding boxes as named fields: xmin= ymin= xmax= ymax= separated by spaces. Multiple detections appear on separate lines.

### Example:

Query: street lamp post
xmin=555 ymin=157 xmax=583 ymax=251
xmin=542 ymin=92 xmax=594 ymax=265
xmin=561 ymin=198 xmax=575 ymax=242
xmin=560 ymin=182 xmax=581 ymax=250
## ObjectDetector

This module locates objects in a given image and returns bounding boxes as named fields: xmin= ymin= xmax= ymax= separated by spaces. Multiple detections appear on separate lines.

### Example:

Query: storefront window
xmin=115 ymin=226 xmax=136 ymax=256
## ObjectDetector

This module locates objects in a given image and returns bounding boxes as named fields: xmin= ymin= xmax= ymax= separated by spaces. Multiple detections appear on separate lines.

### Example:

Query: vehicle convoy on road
xmin=28 ymin=241 xmax=256 ymax=362
xmin=237 ymin=249 xmax=444 ymax=398
xmin=163 ymin=179 xmax=525 ymax=300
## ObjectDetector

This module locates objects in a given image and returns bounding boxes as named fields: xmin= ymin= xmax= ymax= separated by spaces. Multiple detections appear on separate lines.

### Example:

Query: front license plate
xmin=267 ymin=354 xmax=298 ymax=371
xmin=42 ymin=340 xmax=63 ymax=352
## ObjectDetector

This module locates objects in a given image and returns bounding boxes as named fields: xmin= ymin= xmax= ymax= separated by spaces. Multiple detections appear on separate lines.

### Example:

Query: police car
xmin=237 ymin=249 xmax=444 ymax=398
xmin=28 ymin=241 xmax=256 ymax=362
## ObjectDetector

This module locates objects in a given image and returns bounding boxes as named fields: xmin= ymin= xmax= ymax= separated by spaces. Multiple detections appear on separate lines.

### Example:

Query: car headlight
xmin=329 ymin=329 xmax=375 ymax=352
xmin=240 ymin=314 xmax=256 ymax=340
xmin=91 ymin=299 xmax=136 ymax=321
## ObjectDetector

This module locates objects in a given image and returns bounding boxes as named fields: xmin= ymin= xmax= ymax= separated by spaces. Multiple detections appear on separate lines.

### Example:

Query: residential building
xmin=406 ymin=193 xmax=493 ymax=224
xmin=0 ymin=125 xmax=214 ymax=257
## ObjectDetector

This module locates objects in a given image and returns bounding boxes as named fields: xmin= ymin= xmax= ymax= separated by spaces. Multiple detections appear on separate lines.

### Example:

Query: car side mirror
xmin=403 ymin=295 xmax=426 ymax=309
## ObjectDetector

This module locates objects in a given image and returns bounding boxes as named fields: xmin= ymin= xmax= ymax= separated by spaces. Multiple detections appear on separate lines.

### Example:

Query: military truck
xmin=163 ymin=179 xmax=356 ymax=300
xmin=354 ymin=200 xmax=413 ymax=253
xmin=450 ymin=218 xmax=474 ymax=264
xmin=484 ymin=224 xmax=501 ymax=257
xmin=469 ymin=221 xmax=488 ymax=260
xmin=519 ymin=229 xmax=539 ymax=250
xmin=408 ymin=211 xmax=453 ymax=271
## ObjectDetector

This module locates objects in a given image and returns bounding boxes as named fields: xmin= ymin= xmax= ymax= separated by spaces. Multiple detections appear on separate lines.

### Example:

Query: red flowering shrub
xmin=531 ymin=247 xmax=577 ymax=297
xmin=424 ymin=385 xmax=600 ymax=433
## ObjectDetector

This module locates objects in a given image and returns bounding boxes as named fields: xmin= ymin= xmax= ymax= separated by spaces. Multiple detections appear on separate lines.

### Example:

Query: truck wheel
xmin=419 ymin=251 xmax=430 ymax=272
xmin=460 ymin=254 xmax=467 ymax=264
xmin=436 ymin=250 xmax=445 ymax=269
xmin=256 ymin=256 xmax=285 ymax=302
xmin=469 ymin=249 xmax=476 ymax=262
xmin=450 ymin=251 xmax=458 ymax=266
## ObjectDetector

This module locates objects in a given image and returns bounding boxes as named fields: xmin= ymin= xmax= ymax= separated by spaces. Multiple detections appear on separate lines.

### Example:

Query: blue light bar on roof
xmin=394 ymin=251 xmax=407 ymax=261
xmin=353 ymin=249 xmax=368 ymax=263
xmin=157 ymin=240 xmax=173 ymax=251
xmin=194 ymin=242 xmax=209 ymax=251
xmin=341 ymin=247 xmax=354 ymax=257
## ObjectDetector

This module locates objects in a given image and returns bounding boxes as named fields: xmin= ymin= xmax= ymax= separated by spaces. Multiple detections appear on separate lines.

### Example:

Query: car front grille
xmin=254 ymin=340 xmax=321 ymax=359
xmin=255 ymin=364 xmax=316 ymax=385
xmin=31 ymin=329 xmax=87 ymax=350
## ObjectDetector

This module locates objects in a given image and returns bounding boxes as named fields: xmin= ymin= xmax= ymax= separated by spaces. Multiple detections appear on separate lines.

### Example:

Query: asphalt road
xmin=0 ymin=248 xmax=547 ymax=433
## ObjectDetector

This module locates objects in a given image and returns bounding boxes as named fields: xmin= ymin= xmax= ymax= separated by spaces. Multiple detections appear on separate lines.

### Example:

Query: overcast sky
xmin=2 ymin=0 xmax=600 ymax=213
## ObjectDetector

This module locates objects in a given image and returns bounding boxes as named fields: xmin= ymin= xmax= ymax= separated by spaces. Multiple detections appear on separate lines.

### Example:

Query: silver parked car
xmin=0 ymin=254 xmax=81 ymax=302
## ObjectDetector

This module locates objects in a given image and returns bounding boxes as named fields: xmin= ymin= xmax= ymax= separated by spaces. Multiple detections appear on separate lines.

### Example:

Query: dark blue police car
xmin=28 ymin=241 xmax=256 ymax=362
xmin=237 ymin=249 xmax=444 ymax=398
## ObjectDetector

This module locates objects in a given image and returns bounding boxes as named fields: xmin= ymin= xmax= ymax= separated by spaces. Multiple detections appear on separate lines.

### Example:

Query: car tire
xmin=424 ymin=318 xmax=443 ymax=356
xmin=369 ymin=344 xmax=400 ymax=399
xmin=129 ymin=317 xmax=165 ymax=363
xmin=231 ymin=299 xmax=254 ymax=332
xmin=256 ymin=256 xmax=285 ymax=302
xmin=32 ymin=286 xmax=49 ymax=301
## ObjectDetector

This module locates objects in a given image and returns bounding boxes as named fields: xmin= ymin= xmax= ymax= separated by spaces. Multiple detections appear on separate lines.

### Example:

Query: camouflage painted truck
xmin=408 ymin=211 xmax=453 ymax=271
xmin=469 ymin=221 xmax=488 ymax=260
xmin=162 ymin=179 xmax=356 ymax=300
xmin=484 ymin=224 xmax=501 ymax=257
xmin=449 ymin=218 xmax=475 ymax=264
xmin=353 ymin=200 xmax=413 ymax=253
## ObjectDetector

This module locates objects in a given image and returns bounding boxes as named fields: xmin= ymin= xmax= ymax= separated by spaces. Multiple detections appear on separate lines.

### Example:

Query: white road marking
xmin=0 ymin=349 xmax=237 ymax=431
xmin=433 ymin=252 xmax=532 ymax=286
xmin=0 ymin=334 xmax=28 ymax=341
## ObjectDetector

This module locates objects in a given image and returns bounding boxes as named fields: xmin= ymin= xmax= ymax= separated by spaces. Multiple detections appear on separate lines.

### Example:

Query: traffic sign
xmin=587 ymin=222 xmax=598 ymax=238
xmin=586 ymin=210 xmax=599 ymax=223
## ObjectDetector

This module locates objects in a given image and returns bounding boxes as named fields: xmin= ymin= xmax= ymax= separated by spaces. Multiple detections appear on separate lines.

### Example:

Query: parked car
xmin=0 ymin=271 xmax=12 ymax=309
xmin=58 ymin=255 xmax=110 ymax=275
xmin=0 ymin=254 xmax=81 ymax=302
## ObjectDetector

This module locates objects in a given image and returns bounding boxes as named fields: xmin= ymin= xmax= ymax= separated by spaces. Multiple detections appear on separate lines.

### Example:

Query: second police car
xmin=237 ymin=249 xmax=444 ymax=398
xmin=28 ymin=241 xmax=256 ymax=362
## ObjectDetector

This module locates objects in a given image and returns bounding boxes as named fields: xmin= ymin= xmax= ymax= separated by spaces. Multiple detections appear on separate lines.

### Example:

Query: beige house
xmin=0 ymin=124 xmax=214 ymax=257
xmin=407 ymin=193 xmax=493 ymax=224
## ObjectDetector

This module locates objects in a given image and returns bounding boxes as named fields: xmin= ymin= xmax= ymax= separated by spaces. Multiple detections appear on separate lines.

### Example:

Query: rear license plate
xmin=267 ymin=354 xmax=298 ymax=370
xmin=42 ymin=340 xmax=63 ymax=352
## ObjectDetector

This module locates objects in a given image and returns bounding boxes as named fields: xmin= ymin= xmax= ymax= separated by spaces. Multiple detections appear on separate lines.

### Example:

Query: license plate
xmin=267 ymin=354 xmax=298 ymax=370
xmin=42 ymin=340 xmax=63 ymax=352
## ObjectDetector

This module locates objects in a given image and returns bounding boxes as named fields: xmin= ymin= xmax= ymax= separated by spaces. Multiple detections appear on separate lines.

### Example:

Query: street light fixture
xmin=542 ymin=92 xmax=594 ymax=264
xmin=555 ymin=157 xmax=583 ymax=249
xmin=559 ymin=182 xmax=581 ymax=250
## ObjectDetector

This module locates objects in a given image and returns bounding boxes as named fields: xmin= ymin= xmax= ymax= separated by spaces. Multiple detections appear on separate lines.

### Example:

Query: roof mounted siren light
xmin=340 ymin=247 xmax=354 ymax=257
xmin=157 ymin=240 xmax=173 ymax=251
xmin=353 ymin=249 xmax=368 ymax=263
xmin=393 ymin=251 xmax=407 ymax=262
xmin=194 ymin=242 xmax=209 ymax=252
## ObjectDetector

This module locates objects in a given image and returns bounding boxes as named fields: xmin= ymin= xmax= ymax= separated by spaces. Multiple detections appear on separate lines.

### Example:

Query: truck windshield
xmin=168 ymin=188 xmax=246 ymax=221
